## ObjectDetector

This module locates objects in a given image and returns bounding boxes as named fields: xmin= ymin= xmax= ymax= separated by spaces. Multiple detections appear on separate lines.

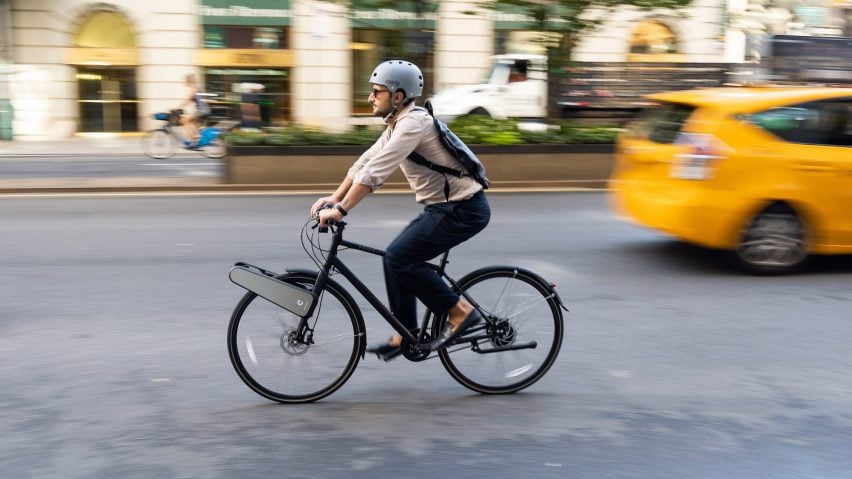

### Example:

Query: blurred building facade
xmin=0 ymin=0 xmax=848 ymax=140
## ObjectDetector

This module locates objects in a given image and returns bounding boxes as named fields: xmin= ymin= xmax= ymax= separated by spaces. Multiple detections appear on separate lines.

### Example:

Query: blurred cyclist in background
xmin=177 ymin=73 xmax=210 ymax=146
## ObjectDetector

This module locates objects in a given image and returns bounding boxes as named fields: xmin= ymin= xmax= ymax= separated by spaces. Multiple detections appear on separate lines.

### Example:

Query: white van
xmin=428 ymin=54 xmax=548 ymax=122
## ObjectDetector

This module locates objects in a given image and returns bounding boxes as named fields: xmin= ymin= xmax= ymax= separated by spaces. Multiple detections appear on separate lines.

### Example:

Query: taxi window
xmin=626 ymin=102 xmax=695 ymax=144
xmin=750 ymin=99 xmax=852 ymax=147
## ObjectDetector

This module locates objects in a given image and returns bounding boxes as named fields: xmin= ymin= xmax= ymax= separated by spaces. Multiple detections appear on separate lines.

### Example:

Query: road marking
xmin=150 ymin=378 xmax=171 ymax=382
xmin=545 ymin=463 xmax=563 ymax=467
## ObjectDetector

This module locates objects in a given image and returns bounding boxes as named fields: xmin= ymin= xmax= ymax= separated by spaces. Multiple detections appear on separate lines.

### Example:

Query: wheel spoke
xmin=309 ymin=332 xmax=364 ymax=348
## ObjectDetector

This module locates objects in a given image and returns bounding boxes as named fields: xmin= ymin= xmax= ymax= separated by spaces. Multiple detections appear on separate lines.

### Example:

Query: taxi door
xmin=780 ymin=100 xmax=852 ymax=250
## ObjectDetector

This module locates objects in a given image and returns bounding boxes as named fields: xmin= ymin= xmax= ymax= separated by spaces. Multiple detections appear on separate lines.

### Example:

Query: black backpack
xmin=408 ymin=101 xmax=490 ymax=200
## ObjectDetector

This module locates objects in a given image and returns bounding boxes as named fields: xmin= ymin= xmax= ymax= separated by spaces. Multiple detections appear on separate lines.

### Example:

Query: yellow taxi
xmin=609 ymin=86 xmax=852 ymax=274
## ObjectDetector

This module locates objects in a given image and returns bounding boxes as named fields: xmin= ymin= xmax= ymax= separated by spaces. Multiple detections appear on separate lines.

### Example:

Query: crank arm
xmin=474 ymin=341 xmax=538 ymax=354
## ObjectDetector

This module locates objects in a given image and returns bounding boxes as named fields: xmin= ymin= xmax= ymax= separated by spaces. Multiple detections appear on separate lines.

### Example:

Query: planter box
xmin=225 ymin=144 xmax=615 ymax=190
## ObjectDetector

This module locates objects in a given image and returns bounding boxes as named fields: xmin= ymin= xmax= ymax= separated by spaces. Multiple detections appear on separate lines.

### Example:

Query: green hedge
xmin=226 ymin=126 xmax=384 ymax=146
xmin=226 ymin=118 xmax=621 ymax=146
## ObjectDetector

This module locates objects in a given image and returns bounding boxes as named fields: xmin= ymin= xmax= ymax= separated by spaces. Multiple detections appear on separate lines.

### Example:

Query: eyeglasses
xmin=369 ymin=88 xmax=390 ymax=98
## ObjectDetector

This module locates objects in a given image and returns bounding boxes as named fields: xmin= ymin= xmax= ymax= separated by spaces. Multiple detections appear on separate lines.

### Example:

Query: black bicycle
xmin=227 ymin=215 xmax=567 ymax=403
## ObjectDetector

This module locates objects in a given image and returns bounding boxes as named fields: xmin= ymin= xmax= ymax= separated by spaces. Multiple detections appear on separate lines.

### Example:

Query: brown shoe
xmin=430 ymin=309 xmax=483 ymax=351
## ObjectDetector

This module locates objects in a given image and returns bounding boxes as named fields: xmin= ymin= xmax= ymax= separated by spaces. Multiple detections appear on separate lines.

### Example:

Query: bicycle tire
xmin=201 ymin=137 xmax=227 ymax=159
xmin=141 ymin=129 xmax=177 ymax=159
xmin=434 ymin=266 xmax=564 ymax=394
xmin=227 ymin=272 xmax=365 ymax=403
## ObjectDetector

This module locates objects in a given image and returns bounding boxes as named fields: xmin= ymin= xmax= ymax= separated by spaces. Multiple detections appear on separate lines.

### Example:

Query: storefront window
xmin=204 ymin=68 xmax=290 ymax=125
xmin=352 ymin=29 xmax=434 ymax=114
xmin=203 ymin=25 xmax=287 ymax=49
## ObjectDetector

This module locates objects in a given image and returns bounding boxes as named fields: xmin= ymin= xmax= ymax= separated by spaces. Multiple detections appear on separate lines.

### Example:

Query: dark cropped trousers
xmin=383 ymin=191 xmax=490 ymax=331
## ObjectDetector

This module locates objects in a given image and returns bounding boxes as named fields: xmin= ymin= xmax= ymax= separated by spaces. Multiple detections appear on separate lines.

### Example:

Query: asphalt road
xmin=2 ymin=192 xmax=851 ymax=479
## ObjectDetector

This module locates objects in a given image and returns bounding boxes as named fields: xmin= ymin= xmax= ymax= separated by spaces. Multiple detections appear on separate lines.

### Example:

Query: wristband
xmin=335 ymin=203 xmax=349 ymax=216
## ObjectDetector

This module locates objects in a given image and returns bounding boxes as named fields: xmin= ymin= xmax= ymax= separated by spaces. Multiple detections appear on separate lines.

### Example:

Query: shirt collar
xmin=386 ymin=101 xmax=417 ymax=126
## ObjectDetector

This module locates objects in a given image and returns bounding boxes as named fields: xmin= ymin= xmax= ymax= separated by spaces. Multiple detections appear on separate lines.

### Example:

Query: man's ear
xmin=394 ymin=90 xmax=406 ymax=105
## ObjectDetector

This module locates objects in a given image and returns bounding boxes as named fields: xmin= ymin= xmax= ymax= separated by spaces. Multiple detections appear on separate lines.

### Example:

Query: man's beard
xmin=373 ymin=103 xmax=392 ymax=117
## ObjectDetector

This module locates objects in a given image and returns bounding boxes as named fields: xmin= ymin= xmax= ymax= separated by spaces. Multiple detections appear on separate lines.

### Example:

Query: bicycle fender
xmin=458 ymin=265 xmax=569 ymax=313
xmin=230 ymin=264 xmax=315 ymax=317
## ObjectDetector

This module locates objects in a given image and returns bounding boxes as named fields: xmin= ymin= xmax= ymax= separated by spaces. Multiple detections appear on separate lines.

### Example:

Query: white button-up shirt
xmin=348 ymin=103 xmax=483 ymax=204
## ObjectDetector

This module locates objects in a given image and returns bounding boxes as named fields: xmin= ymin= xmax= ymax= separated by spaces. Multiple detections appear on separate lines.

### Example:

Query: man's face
xmin=369 ymin=83 xmax=393 ymax=117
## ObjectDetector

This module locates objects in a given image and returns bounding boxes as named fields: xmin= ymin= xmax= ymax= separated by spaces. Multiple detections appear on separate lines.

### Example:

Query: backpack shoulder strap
xmin=408 ymin=151 xmax=467 ymax=179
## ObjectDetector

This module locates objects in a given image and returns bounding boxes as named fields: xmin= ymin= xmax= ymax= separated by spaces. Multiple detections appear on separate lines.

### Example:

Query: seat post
xmin=436 ymin=250 xmax=451 ymax=275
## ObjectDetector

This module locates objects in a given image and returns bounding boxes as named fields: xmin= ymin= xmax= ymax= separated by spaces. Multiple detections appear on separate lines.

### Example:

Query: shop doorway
xmin=77 ymin=68 xmax=138 ymax=132
xmin=71 ymin=10 xmax=139 ymax=132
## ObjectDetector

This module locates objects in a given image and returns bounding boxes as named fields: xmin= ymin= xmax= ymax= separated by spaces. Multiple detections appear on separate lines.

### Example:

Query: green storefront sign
xmin=199 ymin=1 xmax=565 ymax=31
xmin=350 ymin=0 xmax=437 ymax=29
xmin=199 ymin=0 xmax=292 ymax=26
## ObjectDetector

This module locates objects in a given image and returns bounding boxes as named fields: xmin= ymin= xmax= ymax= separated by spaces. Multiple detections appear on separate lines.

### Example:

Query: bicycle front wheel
xmin=435 ymin=267 xmax=564 ymax=394
xmin=141 ymin=129 xmax=177 ymax=159
xmin=227 ymin=273 xmax=365 ymax=403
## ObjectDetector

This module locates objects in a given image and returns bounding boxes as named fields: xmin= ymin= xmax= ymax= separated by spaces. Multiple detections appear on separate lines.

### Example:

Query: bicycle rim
xmin=227 ymin=275 xmax=363 ymax=403
xmin=437 ymin=268 xmax=563 ymax=394
xmin=141 ymin=129 xmax=176 ymax=159
xmin=201 ymin=137 xmax=227 ymax=158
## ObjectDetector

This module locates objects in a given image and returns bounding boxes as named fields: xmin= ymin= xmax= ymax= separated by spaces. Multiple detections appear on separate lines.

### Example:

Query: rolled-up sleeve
xmin=347 ymin=136 xmax=383 ymax=189
xmin=347 ymin=116 xmax=423 ymax=191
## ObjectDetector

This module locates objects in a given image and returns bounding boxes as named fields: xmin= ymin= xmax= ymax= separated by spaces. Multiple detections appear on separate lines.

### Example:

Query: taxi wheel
xmin=735 ymin=204 xmax=809 ymax=275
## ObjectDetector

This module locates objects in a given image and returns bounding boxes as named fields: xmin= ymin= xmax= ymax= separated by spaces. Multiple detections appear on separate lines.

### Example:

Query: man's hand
xmin=318 ymin=206 xmax=343 ymax=226
xmin=310 ymin=196 xmax=337 ymax=217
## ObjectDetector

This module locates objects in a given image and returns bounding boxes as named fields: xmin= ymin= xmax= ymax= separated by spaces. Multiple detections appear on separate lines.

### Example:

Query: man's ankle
xmin=448 ymin=299 xmax=473 ymax=327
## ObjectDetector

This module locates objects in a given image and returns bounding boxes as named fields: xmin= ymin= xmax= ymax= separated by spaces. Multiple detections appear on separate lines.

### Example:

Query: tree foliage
xmin=487 ymin=0 xmax=693 ymax=61
xmin=344 ymin=0 xmax=694 ymax=64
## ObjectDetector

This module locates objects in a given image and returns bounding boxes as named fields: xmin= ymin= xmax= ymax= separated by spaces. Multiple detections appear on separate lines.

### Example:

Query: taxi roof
xmin=646 ymin=86 xmax=852 ymax=112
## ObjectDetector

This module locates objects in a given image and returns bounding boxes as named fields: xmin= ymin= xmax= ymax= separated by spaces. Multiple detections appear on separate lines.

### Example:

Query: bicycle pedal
xmin=376 ymin=348 xmax=403 ymax=362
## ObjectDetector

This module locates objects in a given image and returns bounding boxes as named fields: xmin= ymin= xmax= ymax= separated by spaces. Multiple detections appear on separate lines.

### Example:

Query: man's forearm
xmin=339 ymin=182 xmax=371 ymax=212
xmin=331 ymin=176 xmax=354 ymax=203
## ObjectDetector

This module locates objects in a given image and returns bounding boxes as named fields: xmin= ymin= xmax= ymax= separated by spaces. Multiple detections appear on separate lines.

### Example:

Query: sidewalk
xmin=0 ymin=134 xmax=219 ymax=194
xmin=0 ymin=134 xmax=197 ymax=158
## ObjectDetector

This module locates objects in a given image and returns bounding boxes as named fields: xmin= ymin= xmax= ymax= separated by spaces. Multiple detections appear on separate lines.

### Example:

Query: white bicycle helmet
xmin=369 ymin=60 xmax=423 ymax=102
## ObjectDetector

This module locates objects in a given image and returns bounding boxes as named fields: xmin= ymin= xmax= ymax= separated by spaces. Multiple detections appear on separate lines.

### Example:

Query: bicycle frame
xmin=302 ymin=220 xmax=481 ymax=351
xmin=158 ymin=118 xmax=222 ymax=147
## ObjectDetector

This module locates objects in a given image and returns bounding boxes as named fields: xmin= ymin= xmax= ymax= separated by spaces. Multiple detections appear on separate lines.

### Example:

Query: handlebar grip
xmin=315 ymin=202 xmax=333 ymax=232
xmin=314 ymin=202 xmax=343 ymax=233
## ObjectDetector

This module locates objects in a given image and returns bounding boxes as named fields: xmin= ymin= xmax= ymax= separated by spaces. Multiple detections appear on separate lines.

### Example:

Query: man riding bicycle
xmin=311 ymin=60 xmax=490 ymax=359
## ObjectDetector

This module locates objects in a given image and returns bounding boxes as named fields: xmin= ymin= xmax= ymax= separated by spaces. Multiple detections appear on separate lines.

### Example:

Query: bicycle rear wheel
xmin=435 ymin=267 xmax=564 ymax=394
xmin=141 ymin=129 xmax=177 ymax=159
xmin=227 ymin=273 xmax=365 ymax=403
xmin=201 ymin=137 xmax=226 ymax=159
